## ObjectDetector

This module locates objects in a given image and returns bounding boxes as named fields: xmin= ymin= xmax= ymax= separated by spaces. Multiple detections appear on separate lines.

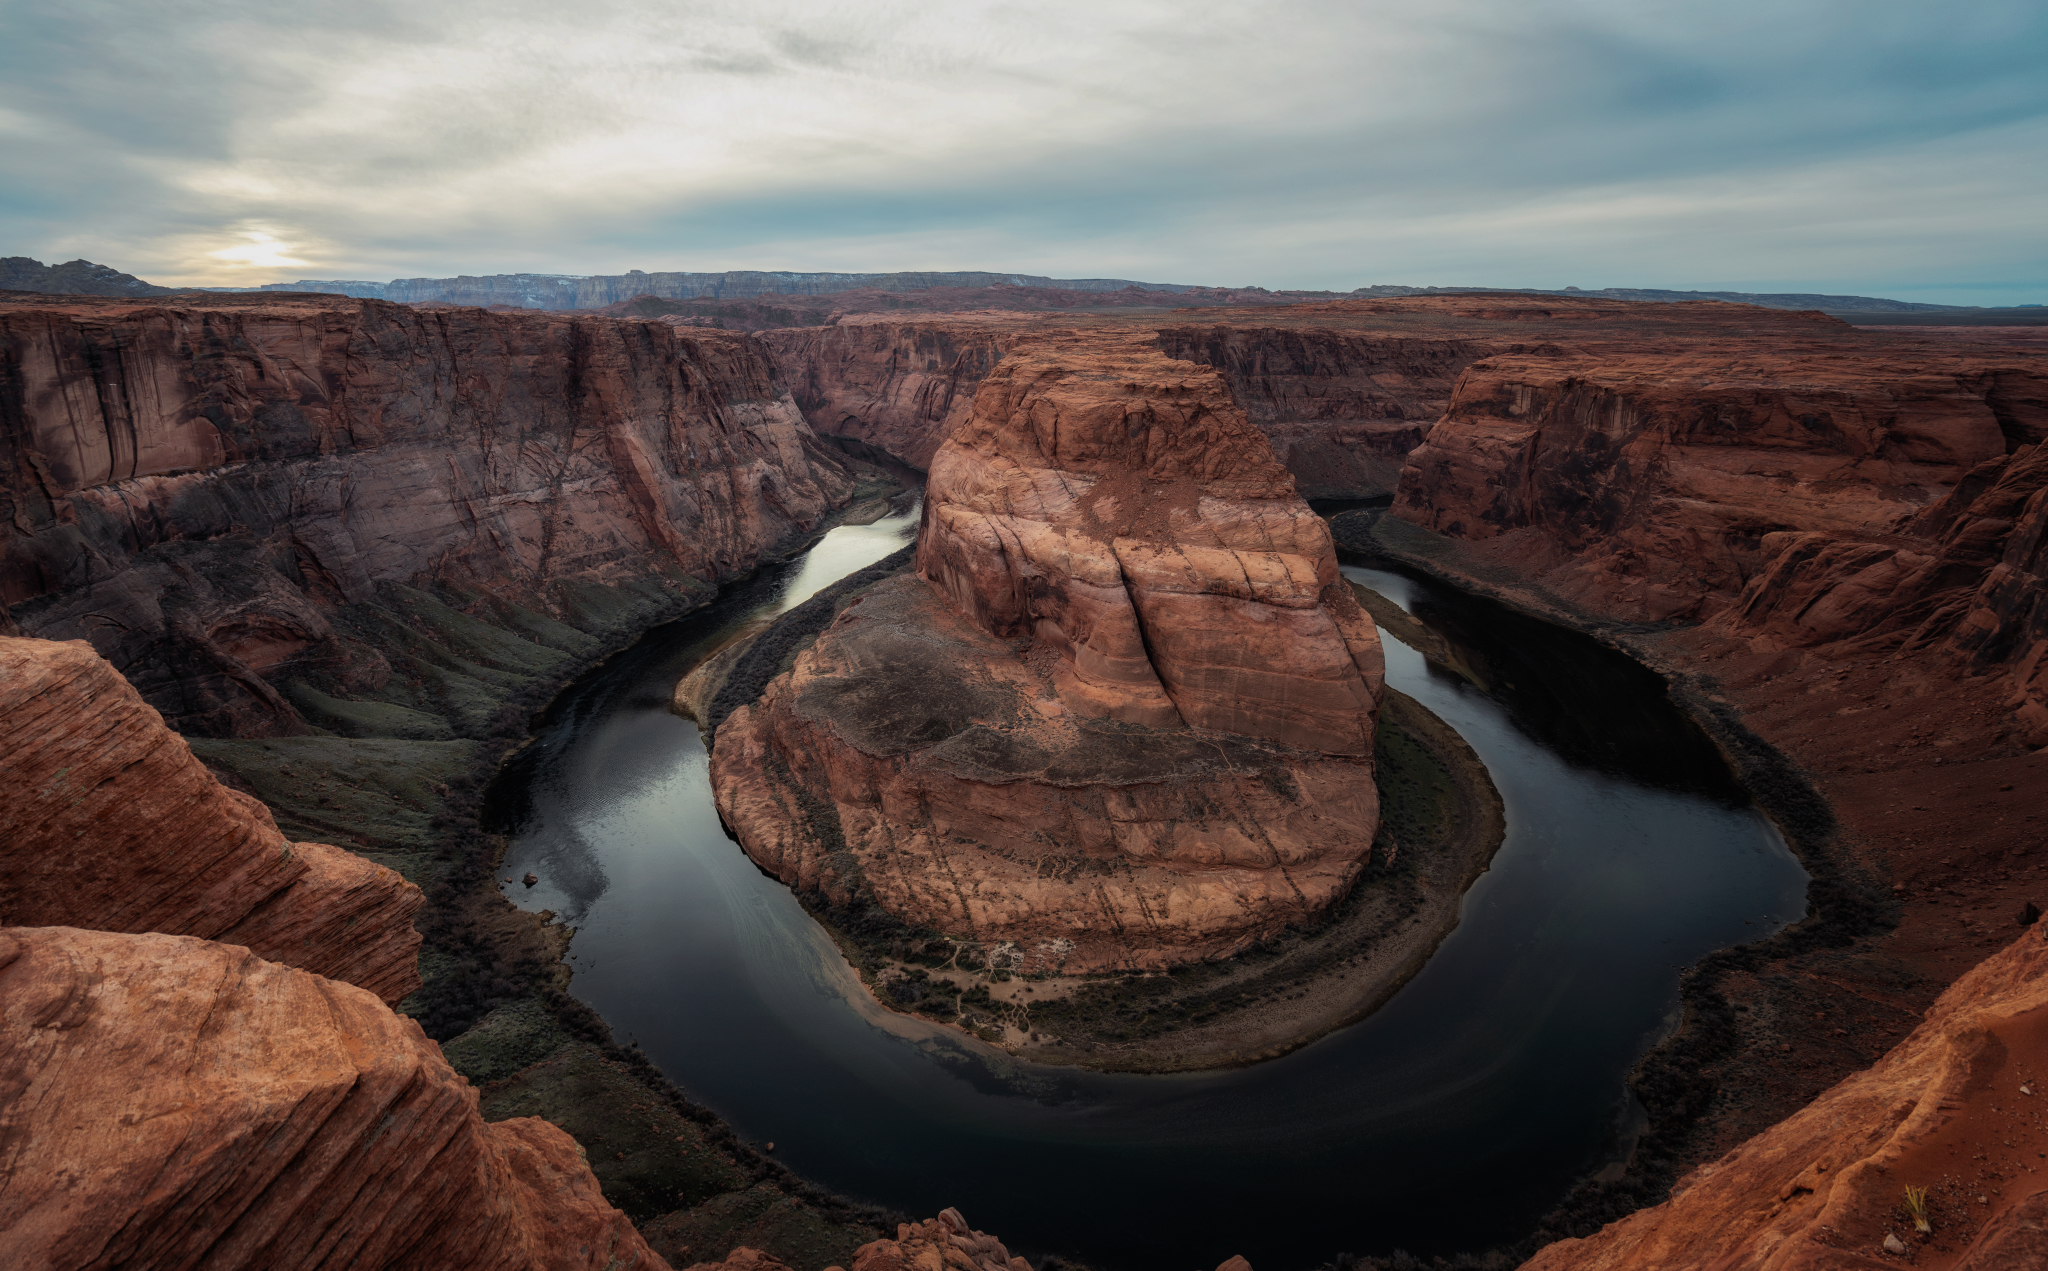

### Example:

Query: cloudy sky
xmin=2 ymin=0 xmax=2042 ymax=303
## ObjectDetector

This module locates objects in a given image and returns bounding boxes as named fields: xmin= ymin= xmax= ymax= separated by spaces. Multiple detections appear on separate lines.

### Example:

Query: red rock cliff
xmin=762 ymin=321 xmax=1013 ymax=469
xmin=0 ymin=634 xmax=424 ymax=1003
xmin=0 ymin=925 xmax=666 ymax=1271
xmin=0 ymin=292 xmax=862 ymax=734
xmin=1387 ymin=315 xmax=2048 ymax=734
xmin=1154 ymin=323 xmax=1484 ymax=498
xmin=1523 ymin=921 xmax=2048 ymax=1270
xmin=713 ymin=334 xmax=1382 ymax=972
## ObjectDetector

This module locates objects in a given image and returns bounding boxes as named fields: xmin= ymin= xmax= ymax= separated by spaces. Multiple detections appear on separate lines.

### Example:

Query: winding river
xmin=488 ymin=505 xmax=1808 ymax=1270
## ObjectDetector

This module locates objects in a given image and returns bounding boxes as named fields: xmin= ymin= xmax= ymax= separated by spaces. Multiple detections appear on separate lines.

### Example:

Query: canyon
xmin=712 ymin=333 xmax=1387 ymax=974
xmin=0 ymin=290 xmax=869 ymax=736
xmin=3 ymin=279 xmax=2048 ymax=1269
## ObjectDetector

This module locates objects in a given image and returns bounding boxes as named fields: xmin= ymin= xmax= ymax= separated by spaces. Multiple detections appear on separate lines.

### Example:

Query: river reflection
xmin=487 ymin=519 xmax=1807 ymax=1270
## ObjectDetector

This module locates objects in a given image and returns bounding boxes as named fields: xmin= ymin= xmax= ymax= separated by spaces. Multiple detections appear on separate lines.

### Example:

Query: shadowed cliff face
xmin=1153 ymin=324 xmax=1485 ymax=499
xmin=761 ymin=321 xmax=1012 ymax=469
xmin=713 ymin=334 xmax=1383 ymax=971
xmin=0 ymin=293 xmax=863 ymax=736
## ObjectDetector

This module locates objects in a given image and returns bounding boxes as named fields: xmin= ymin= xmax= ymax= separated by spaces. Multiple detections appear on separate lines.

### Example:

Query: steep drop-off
xmin=1373 ymin=317 xmax=2048 ymax=1260
xmin=0 ymin=635 xmax=424 ymax=1002
xmin=1390 ymin=332 xmax=2047 ymax=625
xmin=713 ymin=334 xmax=1383 ymax=972
xmin=1525 ymin=921 xmax=2048 ymax=1270
xmin=0 ymin=925 xmax=666 ymax=1271
xmin=762 ymin=322 xmax=1013 ymax=469
xmin=0 ymin=291 xmax=865 ymax=737
xmin=1153 ymin=324 xmax=1482 ymax=498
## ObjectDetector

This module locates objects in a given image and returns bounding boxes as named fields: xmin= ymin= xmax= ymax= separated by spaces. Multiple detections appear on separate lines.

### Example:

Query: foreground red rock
xmin=0 ymin=635 xmax=423 ymax=1002
xmin=0 ymin=926 xmax=666 ymax=1271
xmin=683 ymin=1211 xmax=1256 ymax=1271
xmin=1524 ymin=922 xmax=2048 ymax=1270
xmin=714 ymin=334 xmax=1382 ymax=971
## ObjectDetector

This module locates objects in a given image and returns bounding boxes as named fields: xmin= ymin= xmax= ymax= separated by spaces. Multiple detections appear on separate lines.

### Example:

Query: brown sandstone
xmin=0 ymin=291 xmax=863 ymax=735
xmin=0 ymin=635 xmax=423 ymax=1003
xmin=763 ymin=321 xmax=1014 ymax=469
xmin=713 ymin=334 xmax=1383 ymax=971
xmin=1370 ymin=316 xmax=2048 ymax=1257
xmin=1523 ymin=921 xmax=2048 ymax=1270
xmin=0 ymin=925 xmax=665 ymax=1271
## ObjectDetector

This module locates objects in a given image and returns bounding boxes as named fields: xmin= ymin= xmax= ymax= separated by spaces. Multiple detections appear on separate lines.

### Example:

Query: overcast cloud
xmin=1 ymin=0 xmax=2041 ymax=302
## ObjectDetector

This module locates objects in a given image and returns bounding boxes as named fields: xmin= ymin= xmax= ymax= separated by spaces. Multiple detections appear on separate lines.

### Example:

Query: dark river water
xmin=488 ymin=507 xmax=1808 ymax=1270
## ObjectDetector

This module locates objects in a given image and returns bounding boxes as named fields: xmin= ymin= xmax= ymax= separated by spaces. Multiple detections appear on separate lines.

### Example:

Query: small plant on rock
xmin=1904 ymin=1184 xmax=1932 ymax=1234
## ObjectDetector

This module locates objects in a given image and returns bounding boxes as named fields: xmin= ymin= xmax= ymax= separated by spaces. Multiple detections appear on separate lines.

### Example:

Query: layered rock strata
xmin=1524 ymin=921 xmax=2048 ymax=1270
xmin=1387 ymin=329 xmax=2048 ymax=735
xmin=1154 ymin=324 xmax=1481 ymax=498
xmin=763 ymin=314 xmax=1494 ymax=497
xmin=0 ymin=292 xmax=862 ymax=735
xmin=1391 ymin=341 xmax=2044 ymax=619
xmin=1714 ymin=441 xmax=2048 ymax=745
xmin=762 ymin=322 xmax=1015 ymax=469
xmin=714 ymin=335 xmax=1383 ymax=971
xmin=0 ymin=925 xmax=666 ymax=1271
xmin=0 ymin=635 xmax=423 ymax=1003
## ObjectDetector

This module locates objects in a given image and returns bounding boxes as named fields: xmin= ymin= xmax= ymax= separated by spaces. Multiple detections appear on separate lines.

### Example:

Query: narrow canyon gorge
xmin=4 ymin=283 xmax=2048 ymax=1270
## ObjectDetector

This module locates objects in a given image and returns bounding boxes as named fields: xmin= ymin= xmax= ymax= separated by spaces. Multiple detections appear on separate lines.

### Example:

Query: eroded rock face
xmin=763 ymin=313 xmax=1497 ymax=500
xmin=1523 ymin=921 xmax=2048 ymax=1270
xmin=0 ymin=635 xmax=423 ymax=1003
xmin=763 ymin=322 xmax=1014 ymax=469
xmin=1388 ymin=329 xmax=2048 ymax=738
xmin=1391 ymin=345 xmax=2041 ymax=621
xmin=680 ymin=1209 xmax=1026 ymax=1271
xmin=0 ymin=926 xmax=666 ymax=1271
xmin=713 ymin=335 xmax=1382 ymax=971
xmin=1154 ymin=324 xmax=1481 ymax=499
xmin=0 ymin=293 xmax=861 ymax=735
xmin=1714 ymin=442 xmax=2048 ymax=745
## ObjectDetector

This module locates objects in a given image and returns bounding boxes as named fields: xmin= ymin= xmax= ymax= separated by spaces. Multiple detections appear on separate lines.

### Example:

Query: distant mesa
xmin=0 ymin=254 xmax=1993 ymax=313
xmin=0 ymin=255 xmax=179 ymax=298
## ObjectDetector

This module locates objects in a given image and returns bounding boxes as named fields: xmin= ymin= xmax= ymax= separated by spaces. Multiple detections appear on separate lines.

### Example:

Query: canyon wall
xmin=713 ymin=334 xmax=1383 ymax=972
xmin=0 ymin=292 xmax=865 ymax=736
xmin=762 ymin=322 xmax=1014 ymax=469
xmin=763 ymin=314 xmax=1499 ymax=500
xmin=0 ymin=635 xmax=424 ymax=1002
xmin=1524 ymin=920 xmax=2048 ymax=1269
xmin=1154 ymin=324 xmax=1482 ymax=498
xmin=0 ymin=925 xmax=666 ymax=1271
xmin=1387 ymin=326 xmax=2048 ymax=734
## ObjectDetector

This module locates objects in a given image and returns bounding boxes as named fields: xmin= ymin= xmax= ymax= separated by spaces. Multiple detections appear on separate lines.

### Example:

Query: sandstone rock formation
xmin=765 ymin=311 xmax=1497 ymax=498
xmin=1154 ymin=323 xmax=1479 ymax=498
xmin=0 ymin=292 xmax=863 ymax=735
xmin=1391 ymin=337 xmax=2041 ymax=619
xmin=763 ymin=322 xmax=1013 ymax=468
xmin=0 ymin=925 xmax=666 ymax=1271
xmin=1714 ymin=441 xmax=2048 ymax=746
xmin=0 ymin=634 xmax=424 ymax=1002
xmin=1523 ymin=921 xmax=2048 ymax=1270
xmin=1387 ymin=319 xmax=2048 ymax=738
xmin=676 ymin=1209 xmax=1023 ymax=1271
xmin=713 ymin=334 xmax=1383 ymax=971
